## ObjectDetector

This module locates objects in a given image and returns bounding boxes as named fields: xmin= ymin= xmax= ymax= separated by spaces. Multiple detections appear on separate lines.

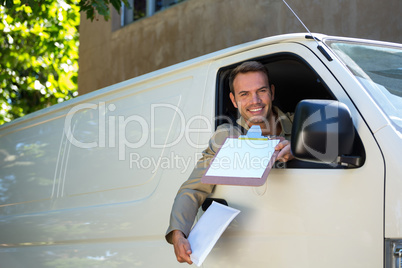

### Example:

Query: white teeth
xmin=249 ymin=108 xmax=262 ymax=112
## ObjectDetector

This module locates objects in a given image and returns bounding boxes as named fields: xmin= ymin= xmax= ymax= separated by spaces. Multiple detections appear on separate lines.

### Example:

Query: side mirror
xmin=291 ymin=99 xmax=363 ymax=167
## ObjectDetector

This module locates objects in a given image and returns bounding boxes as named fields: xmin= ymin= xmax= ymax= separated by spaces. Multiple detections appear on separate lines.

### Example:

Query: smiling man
xmin=230 ymin=63 xmax=279 ymax=134
xmin=166 ymin=61 xmax=294 ymax=264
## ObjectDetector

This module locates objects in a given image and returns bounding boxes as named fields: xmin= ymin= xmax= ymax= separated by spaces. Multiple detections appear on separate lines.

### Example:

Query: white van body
xmin=0 ymin=33 xmax=401 ymax=267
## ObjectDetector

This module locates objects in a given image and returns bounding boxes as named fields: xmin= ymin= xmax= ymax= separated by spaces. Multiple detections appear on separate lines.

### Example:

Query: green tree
xmin=0 ymin=0 xmax=129 ymax=125
xmin=0 ymin=0 xmax=79 ymax=124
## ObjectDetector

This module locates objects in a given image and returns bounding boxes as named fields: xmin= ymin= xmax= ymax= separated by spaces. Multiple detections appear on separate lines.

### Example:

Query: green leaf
xmin=110 ymin=0 xmax=123 ymax=14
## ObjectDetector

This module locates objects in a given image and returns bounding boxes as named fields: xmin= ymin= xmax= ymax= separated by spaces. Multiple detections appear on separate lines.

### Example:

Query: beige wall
xmin=78 ymin=0 xmax=402 ymax=95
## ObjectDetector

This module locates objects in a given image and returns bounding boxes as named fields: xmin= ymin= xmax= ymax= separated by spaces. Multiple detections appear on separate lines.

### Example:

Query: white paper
xmin=205 ymin=138 xmax=280 ymax=178
xmin=187 ymin=201 xmax=240 ymax=267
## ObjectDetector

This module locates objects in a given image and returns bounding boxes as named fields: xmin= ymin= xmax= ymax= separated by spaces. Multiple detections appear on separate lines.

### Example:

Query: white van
xmin=0 ymin=33 xmax=401 ymax=267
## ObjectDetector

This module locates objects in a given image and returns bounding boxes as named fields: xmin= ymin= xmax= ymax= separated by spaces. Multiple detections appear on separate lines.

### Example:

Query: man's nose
xmin=250 ymin=93 xmax=261 ymax=104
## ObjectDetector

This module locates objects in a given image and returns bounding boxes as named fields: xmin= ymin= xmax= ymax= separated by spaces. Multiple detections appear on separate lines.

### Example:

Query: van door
xmin=201 ymin=43 xmax=384 ymax=267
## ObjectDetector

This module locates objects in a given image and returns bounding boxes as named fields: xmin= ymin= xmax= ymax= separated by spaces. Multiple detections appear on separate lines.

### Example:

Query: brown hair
xmin=228 ymin=61 xmax=270 ymax=94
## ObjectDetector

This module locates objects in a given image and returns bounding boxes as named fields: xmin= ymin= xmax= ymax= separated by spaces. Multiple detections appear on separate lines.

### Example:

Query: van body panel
xmin=378 ymin=125 xmax=402 ymax=238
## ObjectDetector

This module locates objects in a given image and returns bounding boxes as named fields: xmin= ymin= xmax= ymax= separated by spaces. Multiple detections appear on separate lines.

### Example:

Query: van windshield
xmin=325 ymin=40 xmax=402 ymax=131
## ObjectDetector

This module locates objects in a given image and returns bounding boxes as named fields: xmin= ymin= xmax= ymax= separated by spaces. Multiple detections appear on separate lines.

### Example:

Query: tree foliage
xmin=0 ymin=0 xmax=128 ymax=125
xmin=79 ymin=0 xmax=131 ymax=22
xmin=0 ymin=0 xmax=79 ymax=124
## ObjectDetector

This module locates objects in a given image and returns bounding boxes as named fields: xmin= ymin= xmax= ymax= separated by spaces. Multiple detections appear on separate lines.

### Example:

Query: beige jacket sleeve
xmin=165 ymin=123 xmax=242 ymax=244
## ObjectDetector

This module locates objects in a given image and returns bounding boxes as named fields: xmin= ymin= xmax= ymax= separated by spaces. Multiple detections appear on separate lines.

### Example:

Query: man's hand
xmin=275 ymin=139 xmax=294 ymax=162
xmin=172 ymin=230 xmax=193 ymax=264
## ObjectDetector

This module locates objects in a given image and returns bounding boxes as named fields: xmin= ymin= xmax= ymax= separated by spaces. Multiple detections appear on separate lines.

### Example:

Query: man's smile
xmin=247 ymin=106 xmax=265 ymax=113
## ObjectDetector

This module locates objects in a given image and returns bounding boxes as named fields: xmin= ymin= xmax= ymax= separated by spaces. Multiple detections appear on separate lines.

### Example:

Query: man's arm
xmin=165 ymin=143 xmax=218 ymax=264
xmin=166 ymin=123 xmax=242 ymax=263
xmin=165 ymin=159 xmax=216 ymax=243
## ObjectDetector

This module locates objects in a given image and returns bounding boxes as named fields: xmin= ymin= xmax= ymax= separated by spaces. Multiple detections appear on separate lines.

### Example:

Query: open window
xmin=215 ymin=53 xmax=365 ymax=169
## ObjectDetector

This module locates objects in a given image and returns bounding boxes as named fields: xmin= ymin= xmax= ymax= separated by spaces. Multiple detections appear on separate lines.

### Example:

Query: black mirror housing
xmin=291 ymin=100 xmax=356 ymax=165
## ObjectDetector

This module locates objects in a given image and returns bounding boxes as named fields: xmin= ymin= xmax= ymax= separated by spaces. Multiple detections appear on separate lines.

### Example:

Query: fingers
xmin=275 ymin=139 xmax=289 ymax=150
xmin=275 ymin=140 xmax=294 ymax=162
xmin=175 ymin=239 xmax=192 ymax=264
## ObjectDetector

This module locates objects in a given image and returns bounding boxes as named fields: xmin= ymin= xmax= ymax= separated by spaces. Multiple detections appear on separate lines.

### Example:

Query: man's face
xmin=230 ymin=71 xmax=275 ymax=126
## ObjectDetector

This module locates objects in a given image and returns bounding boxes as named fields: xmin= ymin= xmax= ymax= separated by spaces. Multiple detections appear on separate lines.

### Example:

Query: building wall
xmin=78 ymin=0 xmax=402 ymax=95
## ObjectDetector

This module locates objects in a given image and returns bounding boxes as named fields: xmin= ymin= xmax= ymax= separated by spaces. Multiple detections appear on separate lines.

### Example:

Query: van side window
xmin=215 ymin=53 xmax=365 ymax=169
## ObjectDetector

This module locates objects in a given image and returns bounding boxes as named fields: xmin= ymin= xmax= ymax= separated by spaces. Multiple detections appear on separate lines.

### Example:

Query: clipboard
xmin=201 ymin=125 xmax=284 ymax=186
